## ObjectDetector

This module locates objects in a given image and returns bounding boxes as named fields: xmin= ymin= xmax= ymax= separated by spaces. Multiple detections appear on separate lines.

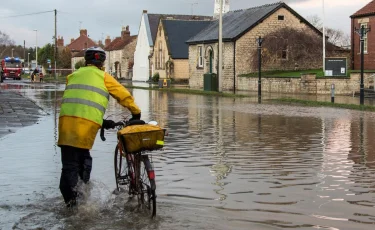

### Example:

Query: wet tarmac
xmin=1 ymin=80 xmax=375 ymax=230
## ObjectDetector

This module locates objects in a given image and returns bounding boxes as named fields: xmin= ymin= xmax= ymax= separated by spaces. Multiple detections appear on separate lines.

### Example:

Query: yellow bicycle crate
xmin=117 ymin=124 xmax=165 ymax=154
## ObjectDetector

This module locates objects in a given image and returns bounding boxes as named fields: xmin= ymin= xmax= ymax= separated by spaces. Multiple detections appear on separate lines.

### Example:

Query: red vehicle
xmin=1 ymin=57 xmax=22 ymax=81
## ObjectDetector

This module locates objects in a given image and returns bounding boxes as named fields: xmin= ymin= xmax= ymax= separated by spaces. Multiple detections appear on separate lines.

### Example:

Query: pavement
xmin=0 ymin=90 xmax=45 ymax=138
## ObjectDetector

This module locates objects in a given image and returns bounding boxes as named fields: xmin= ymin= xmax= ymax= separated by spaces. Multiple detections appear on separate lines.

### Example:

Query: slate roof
xmin=351 ymin=0 xmax=375 ymax=18
xmin=104 ymin=35 xmax=137 ymax=51
xmin=147 ymin=14 xmax=212 ymax=44
xmin=163 ymin=20 xmax=212 ymax=59
xmin=67 ymin=35 xmax=97 ymax=51
xmin=187 ymin=2 xmax=322 ymax=44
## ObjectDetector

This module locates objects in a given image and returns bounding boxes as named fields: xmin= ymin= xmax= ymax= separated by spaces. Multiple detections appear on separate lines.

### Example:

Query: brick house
xmin=187 ymin=2 xmax=330 ymax=90
xmin=150 ymin=19 xmax=211 ymax=82
xmin=133 ymin=10 xmax=212 ymax=82
xmin=350 ymin=1 xmax=375 ymax=70
xmin=104 ymin=26 xmax=137 ymax=79
xmin=67 ymin=29 xmax=98 ymax=56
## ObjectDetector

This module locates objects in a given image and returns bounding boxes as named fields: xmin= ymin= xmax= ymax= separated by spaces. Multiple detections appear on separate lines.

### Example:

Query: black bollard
xmin=331 ymin=83 xmax=335 ymax=103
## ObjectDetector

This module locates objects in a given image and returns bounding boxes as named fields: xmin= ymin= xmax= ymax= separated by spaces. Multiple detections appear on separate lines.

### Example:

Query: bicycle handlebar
xmin=100 ymin=120 xmax=146 ymax=141
xmin=100 ymin=121 xmax=127 ymax=141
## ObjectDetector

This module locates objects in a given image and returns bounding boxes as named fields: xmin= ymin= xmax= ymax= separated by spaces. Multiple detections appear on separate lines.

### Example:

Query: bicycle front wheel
xmin=114 ymin=145 xmax=131 ymax=193
xmin=139 ymin=155 xmax=156 ymax=218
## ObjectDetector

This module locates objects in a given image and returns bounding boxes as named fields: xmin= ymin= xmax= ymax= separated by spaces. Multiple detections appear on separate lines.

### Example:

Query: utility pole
xmin=355 ymin=25 xmax=371 ymax=105
xmin=218 ymin=0 xmax=223 ymax=92
xmin=257 ymin=36 xmax=264 ymax=101
xmin=322 ymin=0 xmax=326 ymax=74
xmin=23 ymin=40 xmax=25 ymax=61
xmin=54 ymin=9 xmax=57 ymax=80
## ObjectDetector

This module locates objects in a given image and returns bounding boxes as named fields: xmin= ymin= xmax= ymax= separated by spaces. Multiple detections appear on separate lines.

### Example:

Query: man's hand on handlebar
xmin=129 ymin=113 xmax=141 ymax=121
xmin=102 ymin=119 xmax=116 ymax=130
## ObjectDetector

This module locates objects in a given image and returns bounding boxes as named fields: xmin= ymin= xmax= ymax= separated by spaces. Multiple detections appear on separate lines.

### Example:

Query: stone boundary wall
xmin=237 ymin=73 xmax=375 ymax=95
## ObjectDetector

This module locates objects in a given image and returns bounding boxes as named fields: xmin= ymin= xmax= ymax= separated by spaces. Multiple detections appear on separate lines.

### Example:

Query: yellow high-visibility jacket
xmin=58 ymin=66 xmax=141 ymax=149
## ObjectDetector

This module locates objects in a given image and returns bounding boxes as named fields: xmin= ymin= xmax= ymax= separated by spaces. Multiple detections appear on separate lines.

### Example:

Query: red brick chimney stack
xmin=121 ymin=26 xmax=130 ymax=40
xmin=80 ymin=29 xmax=88 ymax=36
xmin=105 ymin=36 xmax=111 ymax=46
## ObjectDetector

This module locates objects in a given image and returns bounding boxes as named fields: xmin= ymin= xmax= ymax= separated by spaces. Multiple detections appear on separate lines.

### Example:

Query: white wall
xmin=133 ymin=14 xmax=151 ymax=82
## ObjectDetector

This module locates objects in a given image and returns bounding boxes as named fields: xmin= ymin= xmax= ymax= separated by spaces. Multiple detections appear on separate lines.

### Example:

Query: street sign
xmin=325 ymin=57 xmax=347 ymax=77
xmin=47 ymin=59 xmax=51 ymax=64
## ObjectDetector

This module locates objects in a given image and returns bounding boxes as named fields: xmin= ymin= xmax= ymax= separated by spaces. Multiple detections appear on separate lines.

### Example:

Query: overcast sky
xmin=0 ymin=0 xmax=370 ymax=47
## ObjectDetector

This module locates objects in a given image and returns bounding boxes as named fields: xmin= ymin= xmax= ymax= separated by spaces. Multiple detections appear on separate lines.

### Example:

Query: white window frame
xmin=360 ymin=23 xmax=368 ymax=54
xmin=198 ymin=46 xmax=203 ymax=68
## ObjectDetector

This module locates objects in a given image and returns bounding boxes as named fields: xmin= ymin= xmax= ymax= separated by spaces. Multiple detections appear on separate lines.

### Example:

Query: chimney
xmin=143 ymin=10 xmax=148 ymax=14
xmin=105 ymin=35 xmax=111 ymax=46
xmin=80 ymin=29 xmax=88 ymax=36
xmin=57 ymin=36 xmax=64 ymax=47
xmin=71 ymin=38 xmax=75 ymax=44
xmin=121 ymin=26 xmax=130 ymax=40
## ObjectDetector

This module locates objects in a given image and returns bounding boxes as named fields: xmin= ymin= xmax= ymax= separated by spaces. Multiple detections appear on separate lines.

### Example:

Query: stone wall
xmin=122 ymin=38 xmax=137 ymax=80
xmin=237 ymin=72 xmax=375 ymax=95
xmin=151 ymin=21 xmax=168 ymax=79
xmin=189 ymin=42 xmax=235 ymax=89
xmin=173 ymin=59 xmax=189 ymax=81
xmin=235 ymin=8 xmax=311 ymax=76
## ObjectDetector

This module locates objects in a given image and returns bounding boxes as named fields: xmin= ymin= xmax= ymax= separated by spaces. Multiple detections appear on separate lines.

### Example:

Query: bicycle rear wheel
xmin=139 ymin=155 xmax=156 ymax=218
xmin=114 ymin=145 xmax=131 ymax=193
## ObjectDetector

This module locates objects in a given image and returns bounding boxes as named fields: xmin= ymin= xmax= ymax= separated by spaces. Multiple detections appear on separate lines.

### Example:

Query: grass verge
xmin=124 ymin=85 xmax=251 ymax=98
xmin=270 ymin=98 xmax=375 ymax=112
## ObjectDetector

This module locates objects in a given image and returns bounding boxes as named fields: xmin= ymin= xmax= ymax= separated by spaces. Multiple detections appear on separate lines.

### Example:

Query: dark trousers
xmin=59 ymin=145 xmax=92 ymax=204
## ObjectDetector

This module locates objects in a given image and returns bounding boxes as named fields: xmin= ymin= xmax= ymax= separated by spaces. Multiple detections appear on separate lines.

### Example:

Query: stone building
xmin=351 ymin=1 xmax=375 ymax=70
xmin=150 ymin=19 xmax=211 ymax=82
xmin=104 ymin=26 xmax=137 ymax=79
xmin=133 ymin=10 xmax=212 ymax=82
xmin=186 ymin=2 xmax=325 ymax=90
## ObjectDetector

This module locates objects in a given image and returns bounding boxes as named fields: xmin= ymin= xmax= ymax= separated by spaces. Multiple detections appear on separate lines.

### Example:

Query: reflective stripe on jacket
xmin=59 ymin=66 xmax=109 ymax=125
xmin=58 ymin=66 xmax=141 ymax=150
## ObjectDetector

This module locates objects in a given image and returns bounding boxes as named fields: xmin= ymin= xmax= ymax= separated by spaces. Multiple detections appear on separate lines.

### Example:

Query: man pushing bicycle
xmin=57 ymin=46 xmax=141 ymax=208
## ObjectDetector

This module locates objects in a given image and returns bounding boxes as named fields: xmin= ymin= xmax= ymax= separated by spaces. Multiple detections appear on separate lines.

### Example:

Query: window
xmin=281 ymin=49 xmax=288 ymax=60
xmin=360 ymin=23 xmax=368 ymax=53
xmin=158 ymin=41 xmax=163 ymax=69
xmin=198 ymin=46 xmax=203 ymax=68
xmin=278 ymin=15 xmax=284 ymax=21
xmin=278 ymin=45 xmax=288 ymax=60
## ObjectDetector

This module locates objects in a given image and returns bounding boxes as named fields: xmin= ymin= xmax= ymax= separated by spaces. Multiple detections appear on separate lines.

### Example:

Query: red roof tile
xmin=351 ymin=0 xmax=375 ymax=18
xmin=104 ymin=35 xmax=137 ymax=51
xmin=67 ymin=34 xmax=97 ymax=51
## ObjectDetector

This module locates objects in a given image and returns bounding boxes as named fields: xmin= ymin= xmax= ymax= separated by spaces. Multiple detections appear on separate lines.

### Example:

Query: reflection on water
xmin=1 ymin=81 xmax=375 ymax=230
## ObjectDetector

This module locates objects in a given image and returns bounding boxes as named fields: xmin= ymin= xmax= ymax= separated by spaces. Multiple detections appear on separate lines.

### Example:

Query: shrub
xmin=74 ymin=60 xmax=85 ymax=70
xmin=152 ymin=72 xmax=160 ymax=83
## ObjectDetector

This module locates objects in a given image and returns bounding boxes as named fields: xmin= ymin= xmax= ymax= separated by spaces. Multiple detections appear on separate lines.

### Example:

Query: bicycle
xmin=100 ymin=119 xmax=166 ymax=218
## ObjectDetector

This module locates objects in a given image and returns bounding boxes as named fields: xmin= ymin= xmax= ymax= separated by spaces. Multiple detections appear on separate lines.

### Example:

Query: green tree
xmin=58 ymin=47 xmax=72 ymax=69
xmin=37 ymin=43 xmax=55 ymax=69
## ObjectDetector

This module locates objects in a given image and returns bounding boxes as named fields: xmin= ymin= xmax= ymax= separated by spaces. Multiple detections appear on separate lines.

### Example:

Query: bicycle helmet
xmin=85 ymin=46 xmax=106 ymax=65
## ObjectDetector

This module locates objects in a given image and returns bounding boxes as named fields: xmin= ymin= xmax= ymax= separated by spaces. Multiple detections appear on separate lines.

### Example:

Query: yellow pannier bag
xmin=117 ymin=124 xmax=165 ymax=154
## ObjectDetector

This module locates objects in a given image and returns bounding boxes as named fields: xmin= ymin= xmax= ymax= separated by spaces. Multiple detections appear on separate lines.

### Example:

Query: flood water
xmin=1 ymin=81 xmax=375 ymax=230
